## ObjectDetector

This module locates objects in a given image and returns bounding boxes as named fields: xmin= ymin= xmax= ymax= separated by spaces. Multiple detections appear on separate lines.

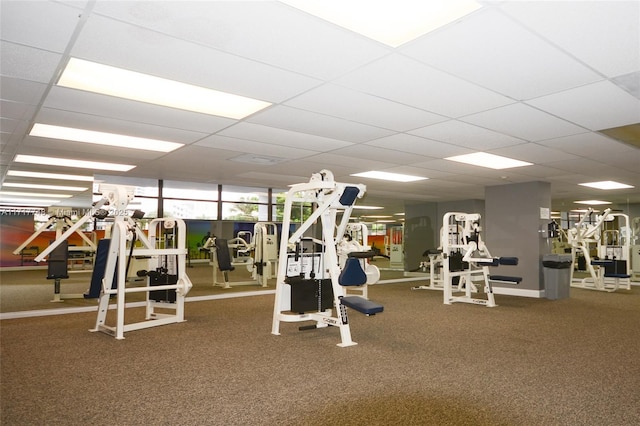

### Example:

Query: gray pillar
xmin=485 ymin=181 xmax=551 ymax=297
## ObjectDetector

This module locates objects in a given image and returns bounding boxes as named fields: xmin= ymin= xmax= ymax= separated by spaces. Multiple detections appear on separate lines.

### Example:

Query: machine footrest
xmin=340 ymin=296 xmax=383 ymax=315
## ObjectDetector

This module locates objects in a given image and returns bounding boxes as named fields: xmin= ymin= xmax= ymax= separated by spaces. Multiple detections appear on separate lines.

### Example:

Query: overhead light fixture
xmin=361 ymin=215 xmax=393 ymax=219
xmin=352 ymin=205 xmax=384 ymax=210
xmin=7 ymin=170 xmax=94 ymax=181
xmin=445 ymin=152 xmax=533 ymax=169
xmin=2 ymin=183 xmax=88 ymax=192
xmin=0 ymin=191 xmax=72 ymax=198
xmin=0 ymin=198 xmax=61 ymax=206
xmin=574 ymin=200 xmax=612 ymax=205
xmin=579 ymin=181 xmax=634 ymax=190
xmin=351 ymin=171 xmax=427 ymax=182
xmin=30 ymin=123 xmax=183 ymax=153
xmin=281 ymin=0 xmax=482 ymax=47
xmin=14 ymin=154 xmax=135 ymax=172
xmin=58 ymin=58 xmax=271 ymax=119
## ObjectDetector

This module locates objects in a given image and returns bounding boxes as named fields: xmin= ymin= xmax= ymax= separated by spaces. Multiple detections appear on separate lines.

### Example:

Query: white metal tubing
xmin=33 ymin=198 xmax=107 ymax=262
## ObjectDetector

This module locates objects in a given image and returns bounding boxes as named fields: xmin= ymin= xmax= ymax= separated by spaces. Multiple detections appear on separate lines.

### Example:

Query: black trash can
xmin=543 ymin=254 xmax=572 ymax=300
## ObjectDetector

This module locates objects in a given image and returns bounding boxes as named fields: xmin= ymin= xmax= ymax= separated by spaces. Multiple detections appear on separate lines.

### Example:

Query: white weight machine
xmin=204 ymin=228 xmax=274 ymax=288
xmin=251 ymin=222 xmax=278 ymax=287
xmin=568 ymin=208 xmax=631 ymax=292
xmin=272 ymin=170 xmax=383 ymax=347
xmin=15 ymin=203 xmax=105 ymax=301
xmin=77 ymin=184 xmax=192 ymax=339
xmin=413 ymin=212 xmax=521 ymax=307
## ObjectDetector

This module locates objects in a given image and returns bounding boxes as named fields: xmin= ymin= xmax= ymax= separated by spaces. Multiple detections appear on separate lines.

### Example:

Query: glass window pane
xmin=222 ymin=202 xmax=261 ymax=221
xmin=164 ymin=199 xmax=217 ymax=219
xmin=163 ymin=180 xmax=218 ymax=200
xmin=222 ymin=185 xmax=269 ymax=203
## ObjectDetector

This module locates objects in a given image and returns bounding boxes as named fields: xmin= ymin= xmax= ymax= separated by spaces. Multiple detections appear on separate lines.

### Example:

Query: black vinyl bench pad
xmin=341 ymin=296 xmax=384 ymax=315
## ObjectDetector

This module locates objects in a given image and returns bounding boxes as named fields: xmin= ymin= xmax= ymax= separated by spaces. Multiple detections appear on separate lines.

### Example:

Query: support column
xmin=485 ymin=182 xmax=551 ymax=297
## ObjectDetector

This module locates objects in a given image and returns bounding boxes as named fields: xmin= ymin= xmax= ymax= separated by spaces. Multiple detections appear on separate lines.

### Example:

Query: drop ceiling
xmin=1 ymin=0 xmax=639 ymax=216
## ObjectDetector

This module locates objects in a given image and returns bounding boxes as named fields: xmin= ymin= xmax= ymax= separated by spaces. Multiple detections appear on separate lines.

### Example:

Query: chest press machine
xmin=271 ymin=170 xmax=383 ymax=347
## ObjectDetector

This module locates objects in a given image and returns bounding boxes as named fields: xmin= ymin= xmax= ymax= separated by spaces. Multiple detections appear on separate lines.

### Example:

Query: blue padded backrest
xmin=339 ymin=257 xmax=367 ymax=286
xmin=339 ymin=186 xmax=360 ymax=207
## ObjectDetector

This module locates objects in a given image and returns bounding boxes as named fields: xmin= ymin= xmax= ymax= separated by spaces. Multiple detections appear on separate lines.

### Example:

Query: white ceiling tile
xmin=401 ymin=8 xmax=602 ymax=100
xmin=91 ymin=1 xmax=390 ymax=80
xmin=0 ymin=41 xmax=61 ymax=84
xmin=0 ymin=101 xmax=37 ymax=121
xmin=408 ymin=120 xmax=526 ymax=150
xmin=217 ymin=122 xmax=353 ymax=151
xmin=195 ymin=135 xmax=317 ymax=160
xmin=335 ymin=54 xmax=513 ymax=117
xmin=302 ymin=152 xmax=397 ymax=171
xmin=327 ymin=144 xmax=433 ymax=165
xmin=285 ymin=83 xmax=445 ymax=131
xmin=500 ymin=1 xmax=640 ymax=78
xmin=0 ymin=77 xmax=47 ymax=105
xmin=248 ymin=106 xmax=395 ymax=143
xmin=538 ymin=132 xmax=637 ymax=158
xmin=526 ymin=81 xmax=640 ymax=131
xmin=0 ymin=1 xmax=80 ymax=53
xmin=461 ymin=103 xmax=585 ymax=141
xmin=365 ymin=133 xmax=465 ymax=158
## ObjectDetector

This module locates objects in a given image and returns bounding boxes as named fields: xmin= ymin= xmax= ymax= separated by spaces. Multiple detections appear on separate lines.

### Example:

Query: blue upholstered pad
xmin=499 ymin=257 xmax=519 ymax=265
xmin=341 ymin=296 xmax=384 ymax=315
xmin=339 ymin=257 xmax=367 ymax=286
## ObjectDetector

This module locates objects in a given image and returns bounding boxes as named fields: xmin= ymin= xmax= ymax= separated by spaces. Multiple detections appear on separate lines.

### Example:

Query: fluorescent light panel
xmin=58 ymin=58 xmax=271 ymax=119
xmin=7 ymin=170 xmax=93 ymax=181
xmin=351 ymin=171 xmax=427 ymax=182
xmin=0 ymin=191 xmax=71 ymax=198
xmin=445 ymin=152 xmax=533 ymax=169
xmin=352 ymin=205 xmax=383 ymax=210
xmin=2 ymin=182 xmax=88 ymax=192
xmin=30 ymin=123 xmax=183 ymax=153
xmin=281 ymin=0 xmax=482 ymax=47
xmin=579 ymin=181 xmax=634 ymax=190
xmin=0 ymin=199 xmax=61 ymax=206
xmin=14 ymin=155 xmax=135 ymax=172
xmin=574 ymin=200 xmax=612 ymax=205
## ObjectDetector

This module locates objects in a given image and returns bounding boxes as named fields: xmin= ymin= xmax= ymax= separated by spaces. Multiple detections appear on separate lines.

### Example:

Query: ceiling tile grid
xmin=0 ymin=0 xmax=638 ymax=213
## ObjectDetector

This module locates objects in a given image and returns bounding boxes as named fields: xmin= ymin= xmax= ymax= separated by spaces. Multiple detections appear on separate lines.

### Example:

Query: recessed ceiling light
xmin=0 ymin=191 xmax=72 ymax=198
xmin=30 ymin=123 xmax=183 ymax=153
xmin=281 ymin=0 xmax=482 ymax=47
xmin=352 ymin=205 xmax=383 ymax=210
xmin=574 ymin=200 xmax=612 ymax=205
xmin=579 ymin=181 xmax=634 ymax=190
xmin=7 ymin=170 xmax=93 ymax=181
xmin=58 ymin=58 xmax=271 ymax=119
xmin=0 ymin=199 xmax=61 ymax=206
xmin=14 ymin=154 xmax=135 ymax=172
xmin=351 ymin=171 xmax=427 ymax=182
xmin=445 ymin=152 xmax=533 ymax=169
xmin=2 ymin=182 xmax=88 ymax=192
xmin=361 ymin=215 xmax=393 ymax=219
